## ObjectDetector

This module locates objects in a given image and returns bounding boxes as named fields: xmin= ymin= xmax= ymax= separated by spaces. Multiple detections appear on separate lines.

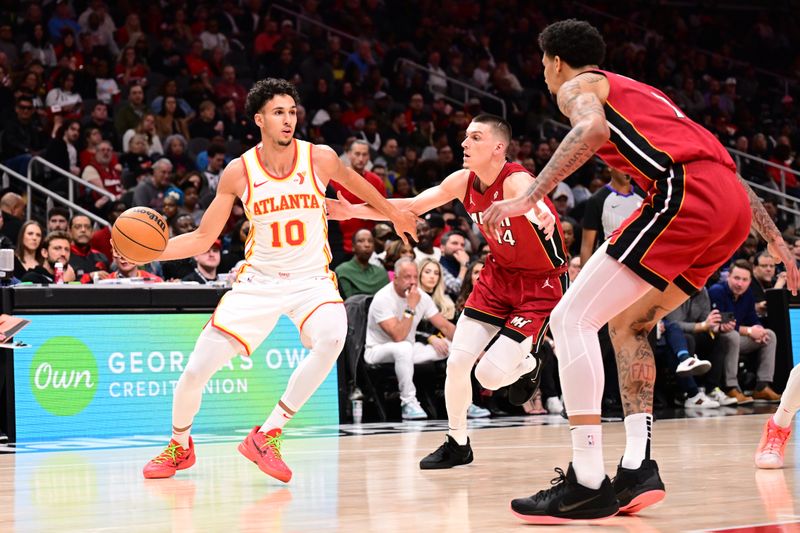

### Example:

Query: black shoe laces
xmin=532 ymin=467 xmax=569 ymax=502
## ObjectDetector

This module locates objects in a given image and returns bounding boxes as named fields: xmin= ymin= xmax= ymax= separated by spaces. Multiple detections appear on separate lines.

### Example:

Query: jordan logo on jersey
xmin=542 ymin=278 xmax=553 ymax=289
xmin=509 ymin=316 xmax=532 ymax=329
xmin=252 ymin=193 xmax=320 ymax=215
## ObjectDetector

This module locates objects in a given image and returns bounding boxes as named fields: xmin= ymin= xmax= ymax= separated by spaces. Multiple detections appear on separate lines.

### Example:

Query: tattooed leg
xmin=608 ymin=285 xmax=690 ymax=416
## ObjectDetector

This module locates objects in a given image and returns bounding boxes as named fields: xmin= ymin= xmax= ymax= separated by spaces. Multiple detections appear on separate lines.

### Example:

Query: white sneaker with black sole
xmin=676 ymin=355 xmax=711 ymax=377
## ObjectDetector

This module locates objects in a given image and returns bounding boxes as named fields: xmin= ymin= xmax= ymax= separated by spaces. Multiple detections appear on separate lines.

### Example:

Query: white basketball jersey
xmin=238 ymin=139 xmax=332 ymax=279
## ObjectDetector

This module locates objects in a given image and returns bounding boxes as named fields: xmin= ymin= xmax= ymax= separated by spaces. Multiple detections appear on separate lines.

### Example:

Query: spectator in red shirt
xmin=331 ymin=140 xmax=386 ymax=256
xmin=81 ymin=140 xmax=123 ymax=212
xmin=185 ymin=39 xmax=210 ymax=77
xmin=90 ymin=200 xmax=127 ymax=263
xmin=254 ymin=18 xmax=281 ymax=58
xmin=213 ymin=65 xmax=247 ymax=113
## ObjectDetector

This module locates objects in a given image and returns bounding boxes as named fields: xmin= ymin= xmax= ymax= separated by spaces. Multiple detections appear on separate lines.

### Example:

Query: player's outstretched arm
xmin=327 ymin=169 xmax=468 ymax=222
xmin=483 ymin=73 xmax=609 ymax=234
xmin=158 ymin=159 xmax=240 ymax=261
xmin=315 ymin=146 xmax=419 ymax=242
xmin=737 ymin=173 xmax=800 ymax=294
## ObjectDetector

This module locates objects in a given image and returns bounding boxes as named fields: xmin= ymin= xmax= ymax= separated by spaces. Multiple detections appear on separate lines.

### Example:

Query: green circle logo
xmin=30 ymin=337 xmax=98 ymax=416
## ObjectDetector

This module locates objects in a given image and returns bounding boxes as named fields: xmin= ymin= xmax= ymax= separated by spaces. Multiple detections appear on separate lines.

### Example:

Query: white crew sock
xmin=571 ymin=424 xmax=605 ymax=489
xmin=622 ymin=413 xmax=652 ymax=469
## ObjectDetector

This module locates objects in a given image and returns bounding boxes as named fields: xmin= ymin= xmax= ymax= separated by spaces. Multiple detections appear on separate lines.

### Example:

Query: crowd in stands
xmin=0 ymin=1 xmax=798 ymax=422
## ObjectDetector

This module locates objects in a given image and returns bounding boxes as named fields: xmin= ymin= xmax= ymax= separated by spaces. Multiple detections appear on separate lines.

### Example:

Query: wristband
xmin=743 ymin=326 xmax=750 ymax=336
xmin=403 ymin=308 xmax=416 ymax=318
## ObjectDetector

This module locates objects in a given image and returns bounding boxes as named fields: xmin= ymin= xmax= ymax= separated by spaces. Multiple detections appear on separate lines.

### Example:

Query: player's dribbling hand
xmin=768 ymin=238 xmax=800 ymax=295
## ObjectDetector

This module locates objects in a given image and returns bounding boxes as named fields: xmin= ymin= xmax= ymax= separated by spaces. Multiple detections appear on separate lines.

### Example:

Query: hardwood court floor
xmin=1 ymin=413 xmax=798 ymax=532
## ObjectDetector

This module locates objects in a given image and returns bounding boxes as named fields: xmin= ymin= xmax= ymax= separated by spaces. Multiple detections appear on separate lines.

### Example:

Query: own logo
xmin=29 ymin=337 xmax=98 ymax=416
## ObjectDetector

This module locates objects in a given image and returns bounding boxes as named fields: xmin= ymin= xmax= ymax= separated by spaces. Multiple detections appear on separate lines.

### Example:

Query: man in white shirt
xmin=365 ymin=257 xmax=455 ymax=419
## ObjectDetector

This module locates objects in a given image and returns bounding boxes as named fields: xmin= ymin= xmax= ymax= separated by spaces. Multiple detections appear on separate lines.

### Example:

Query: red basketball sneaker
xmin=755 ymin=417 xmax=792 ymax=469
xmin=143 ymin=438 xmax=196 ymax=479
xmin=238 ymin=426 xmax=292 ymax=483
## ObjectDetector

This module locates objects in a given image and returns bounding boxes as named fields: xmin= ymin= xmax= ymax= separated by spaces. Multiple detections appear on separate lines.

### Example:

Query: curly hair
xmin=538 ymin=19 xmax=606 ymax=68
xmin=245 ymin=78 xmax=301 ymax=117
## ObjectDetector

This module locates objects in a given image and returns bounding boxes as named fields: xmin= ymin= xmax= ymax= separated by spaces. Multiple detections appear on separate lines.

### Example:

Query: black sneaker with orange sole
xmin=510 ymin=464 xmax=619 ymax=524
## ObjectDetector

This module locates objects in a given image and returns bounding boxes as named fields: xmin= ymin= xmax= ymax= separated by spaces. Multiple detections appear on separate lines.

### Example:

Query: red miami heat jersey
xmin=463 ymin=162 xmax=567 ymax=274
xmin=591 ymin=69 xmax=736 ymax=191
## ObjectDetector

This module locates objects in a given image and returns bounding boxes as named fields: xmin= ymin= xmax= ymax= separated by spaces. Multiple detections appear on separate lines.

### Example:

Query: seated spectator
xmin=220 ymin=97 xmax=259 ymax=147
xmin=709 ymin=260 xmax=781 ymax=403
xmin=22 ymin=23 xmax=56 ymax=67
xmin=439 ymin=231 xmax=469 ymax=298
xmin=13 ymin=220 xmax=43 ymax=279
xmin=382 ymin=239 xmax=415 ymax=280
xmin=668 ymin=287 xmax=745 ymax=405
xmin=133 ymin=158 xmax=173 ymax=211
xmin=163 ymin=134 xmax=196 ymax=176
xmin=189 ymin=100 xmax=224 ymax=140
xmin=149 ymin=34 xmax=187 ymax=78
xmin=567 ymin=255 xmax=581 ymax=282
xmin=199 ymin=19 xmax=229 ymax=56
xmin=335 ymin=229 xmax=389 ymax=300
xmin=455 ymin=259 xmax=485 ymax=317
xmin=2 ymin=95 xmax=47 ymax=178
xmin=751 ymin=251 xmax=787 ymax=317
xmin=155 ymin=96 xmax=190 ymax=141
xmin=68 ymin=214 xmax=109 ymax=279
xmin=122 ymin=112 xmax=164 ymax=156
xmin=214 ymin=65 xmax=247 ymax=113
xmin=46 ymin=206 xmax=70 ymax=234
xmin=114 ymin=83 xmax=147 ymax=138
xmin=185 ymin=39 xmax=211 ymax=77
xmin=364 ymin=258 xmax=456 ymax=420
xmin=90 ymin=200 xmax=127 ymax=262
xmin=115 ymin=45 xmax=149 ymax=89
xmin=201 ymin=144 xmax=226 ymax=196
xmin=220 ymin=217 xmax=248 ymax=273
xmin=654 ymin=319 xmax=719 ymax=408
xmin=81 ymin=140 xmax=123 ymax=211
xmin=42 ymin=118 xmax=81 ymax=196
xmin=160 ymin=214 xmax=196 ymax=280
xmin=108 ymin=250 xmax=163 ymax=281
xmin=120 ymin=133 xmax=154 ymax=188
xmin=181 ymin=240 xmax=222 ymax=284
xmin=45 ymin=68 xmax=82 ymax=119
xmin=0 ymin=192 xmax=25 ymax=245
xmin=82 ymin=101 xmax=119 ymax=150
xmin=149 ymin=79 xmax=193 ymax=117
xmin=162 ymin=192 xmax=182 ymax=236
xmin=21 ymin=231 xmax=76 ymax=284
xmin=413 ymin=219 xmax=442 ymax=263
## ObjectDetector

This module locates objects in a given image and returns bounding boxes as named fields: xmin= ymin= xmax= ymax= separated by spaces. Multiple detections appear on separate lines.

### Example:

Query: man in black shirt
xmin=181 ymin=239 xmax=221 ymax=284
xmin=21 ymin=231 xmax=73 ymax=284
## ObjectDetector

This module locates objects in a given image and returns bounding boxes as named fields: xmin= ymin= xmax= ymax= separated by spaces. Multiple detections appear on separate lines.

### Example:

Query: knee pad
xmin=474 ymin=334 xmax=532 ymax=390
xmin=447 ymin=347 xmax=478 ymax=378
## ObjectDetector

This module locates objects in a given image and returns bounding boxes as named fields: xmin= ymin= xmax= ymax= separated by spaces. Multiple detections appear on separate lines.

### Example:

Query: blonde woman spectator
xmin=418 ymin=258 xmax=455 ymax=320
xmin=14 ymin=220 xmax=43 ymax=279
xmin=122 ymin=113 xmax=164 ymax=155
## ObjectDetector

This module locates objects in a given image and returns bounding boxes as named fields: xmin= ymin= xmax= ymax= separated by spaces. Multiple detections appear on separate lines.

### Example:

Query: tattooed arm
xmin=483 ymin=73 xmax=610 ymax=234
xmin=737 ymin=173 xmax=800 ymax=294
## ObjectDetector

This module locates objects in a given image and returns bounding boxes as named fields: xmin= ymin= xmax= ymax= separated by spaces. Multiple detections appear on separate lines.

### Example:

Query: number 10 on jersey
xmin=270 ymin=219 xmax=306 ymax=247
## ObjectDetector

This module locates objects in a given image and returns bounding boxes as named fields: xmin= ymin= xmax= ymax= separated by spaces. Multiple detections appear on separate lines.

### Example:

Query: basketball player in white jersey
xmin=136 ymin=78 xmax=418 ymax=482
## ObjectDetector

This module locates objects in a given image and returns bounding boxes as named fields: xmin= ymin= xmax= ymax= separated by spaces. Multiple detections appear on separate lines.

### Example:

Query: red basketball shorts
xmin=463 ymin=258 xmax=568 ymax=346
xmin=607 ymin=160 xmax=752 ymax=294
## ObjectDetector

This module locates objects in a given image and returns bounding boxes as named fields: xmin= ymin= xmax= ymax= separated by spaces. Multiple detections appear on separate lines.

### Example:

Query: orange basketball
xmin=111 ymin=207 xmax=169 ymax=263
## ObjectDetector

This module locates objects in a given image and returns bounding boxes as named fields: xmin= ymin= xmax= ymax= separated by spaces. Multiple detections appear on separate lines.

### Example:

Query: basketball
xmin=111 ymin=207 xmax=169 ymax=263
